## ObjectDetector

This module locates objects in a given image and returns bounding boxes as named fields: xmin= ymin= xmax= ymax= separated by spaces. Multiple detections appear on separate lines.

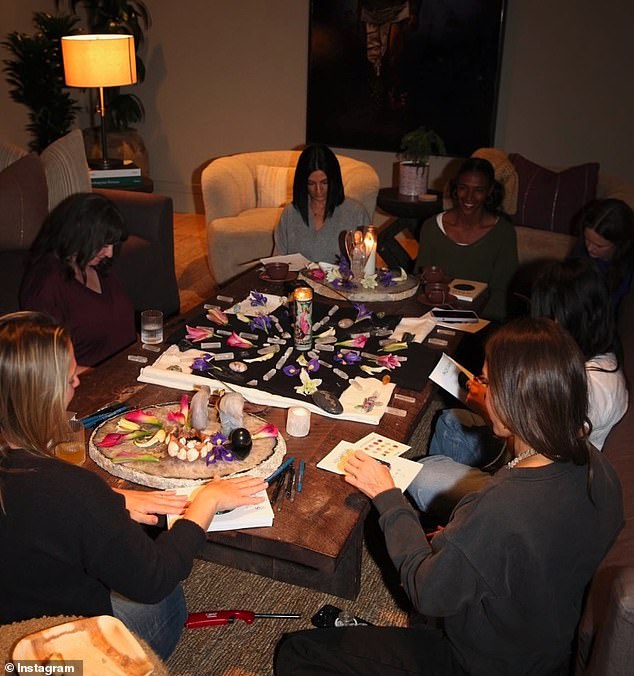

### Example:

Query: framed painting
xmin=307 ymin=0 xmax=507 ymax=156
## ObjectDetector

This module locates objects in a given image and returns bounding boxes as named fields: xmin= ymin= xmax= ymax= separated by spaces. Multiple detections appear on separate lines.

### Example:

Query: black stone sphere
xmin=230 ymin=427 xmax=253 ymax=460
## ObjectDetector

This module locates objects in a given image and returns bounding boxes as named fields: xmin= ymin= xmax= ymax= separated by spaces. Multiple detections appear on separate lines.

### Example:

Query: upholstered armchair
xmin=201 ymin=150 xmax=380 ymax=285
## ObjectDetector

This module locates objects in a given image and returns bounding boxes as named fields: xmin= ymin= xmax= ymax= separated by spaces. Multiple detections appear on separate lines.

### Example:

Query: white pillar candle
xmin=286 ymin=406 xmax=311 ymax=437
xmin=363 ymin=227 xmax=377 ymax=277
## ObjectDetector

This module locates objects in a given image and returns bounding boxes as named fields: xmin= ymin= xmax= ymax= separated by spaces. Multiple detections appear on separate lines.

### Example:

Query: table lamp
xmin=61 ymin=34 xmax=137 ymax=170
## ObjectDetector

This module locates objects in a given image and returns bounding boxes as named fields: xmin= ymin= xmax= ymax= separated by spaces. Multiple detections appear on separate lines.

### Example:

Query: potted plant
xmin=398 ymin=126 xmax=446 ymax=196
xmin=2 ymin=12 xmax=80 ymax=152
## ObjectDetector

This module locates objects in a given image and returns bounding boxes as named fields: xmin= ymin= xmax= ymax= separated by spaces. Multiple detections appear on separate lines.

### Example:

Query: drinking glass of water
xmin=141 ymin=309 xmax=164 ymax=344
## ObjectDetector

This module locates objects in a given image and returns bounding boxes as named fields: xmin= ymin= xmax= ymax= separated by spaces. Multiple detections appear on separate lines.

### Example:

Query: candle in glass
xmin=363 ymin=226 xmax=377 ymax=277
xmin=293 ymin=286 xmax=313 ymax=351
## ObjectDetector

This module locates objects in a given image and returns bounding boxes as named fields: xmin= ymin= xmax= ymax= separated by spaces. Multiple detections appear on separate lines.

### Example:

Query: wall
xmin=1 ymin=1 xmax=633 ymax=213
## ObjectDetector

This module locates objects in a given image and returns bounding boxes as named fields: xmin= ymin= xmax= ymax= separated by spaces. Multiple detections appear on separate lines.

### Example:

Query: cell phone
xmin=310 ymin=604 xmax=372 ymax=628
xmin=430 ymin=309 xmax=479 ymax=323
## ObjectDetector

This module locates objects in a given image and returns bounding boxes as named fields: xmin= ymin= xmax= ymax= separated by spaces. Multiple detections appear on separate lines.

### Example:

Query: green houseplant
xmin=2 ymin=12 xmax=80 ymax=152
xmin=55 ymin=0 xmax=151 ymax=130
xmin=398 ymin=126 xmax=446 ymax=196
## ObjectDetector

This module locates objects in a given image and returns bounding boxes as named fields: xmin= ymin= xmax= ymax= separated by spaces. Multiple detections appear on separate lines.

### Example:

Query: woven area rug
xmin=167 ymin=394 xmax=443 ymax=675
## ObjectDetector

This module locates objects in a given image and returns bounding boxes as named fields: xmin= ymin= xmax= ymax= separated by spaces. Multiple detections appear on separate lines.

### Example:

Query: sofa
xmin=201 ymin=150 xmax=380 ymax=285
xmin=0 ymin=131 xmax=180 ymax=318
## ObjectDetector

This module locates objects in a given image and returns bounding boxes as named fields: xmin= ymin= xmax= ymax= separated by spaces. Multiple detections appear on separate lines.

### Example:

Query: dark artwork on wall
xmin=307 ymin=0 xmax=506 ymax=156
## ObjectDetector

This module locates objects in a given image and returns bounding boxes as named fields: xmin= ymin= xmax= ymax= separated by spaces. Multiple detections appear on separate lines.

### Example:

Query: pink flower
xmin=186 ymin=325 xmax=215 ymax=342
xmin=336 ymin=335 xmax=368 ymax=349
xmin=252 ymin=423 xmax=279 ymax=440
xmin=125 ymin=410 xmax=163 ymax=427
xmin=309 ymin=268 xmax=326 ymax=281
xmin=376 ymin=354 xmax=401 ymax=370
xmin=206 ymin=308 xmax=229 ymax=325
xmin=227 ymin=332 xmax=255 ymax=348
xmin=168 ymin=395 xmax=190 ymax=426
xmin=97 ymin=431 xmax=151 ymax=448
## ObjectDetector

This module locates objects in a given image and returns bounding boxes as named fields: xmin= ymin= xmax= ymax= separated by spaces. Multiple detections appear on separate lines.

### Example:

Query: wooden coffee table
xmin=73 ymin=269 xmax=459 ymax=599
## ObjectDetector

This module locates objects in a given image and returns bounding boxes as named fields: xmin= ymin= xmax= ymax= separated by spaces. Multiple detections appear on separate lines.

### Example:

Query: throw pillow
xmin=509 ymin=153 xmax=599 ymax=234
xmin=41 ymin=129 xmax=91 ymax=211
xmin=0 ymin=153 xmax=48 ymax=250
xmin=256 ymin=165 xmax=294 ymax=208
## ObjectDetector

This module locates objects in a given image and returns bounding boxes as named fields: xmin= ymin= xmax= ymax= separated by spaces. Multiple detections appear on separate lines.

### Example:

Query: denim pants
xmin=111 ymin=583 xmax=187 ymax=660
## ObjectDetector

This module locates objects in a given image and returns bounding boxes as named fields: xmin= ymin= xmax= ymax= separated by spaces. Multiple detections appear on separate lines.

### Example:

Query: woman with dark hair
xmin=276 ymin=318 xmax=623 ymax=676
xmin=20 ymin=192 xmax=136 ymax=370
xmin=408 ymin=258 xmax=628 ymax=522
xmin=0 ymin=312 xmax=266 ymax=659
xmin=415 ymin=157 xmax=518 ymax=321
xmin=273 ymin=144 xmax=370 ymax=263
xmin=573 ymin=197 xmax=634 ymax=311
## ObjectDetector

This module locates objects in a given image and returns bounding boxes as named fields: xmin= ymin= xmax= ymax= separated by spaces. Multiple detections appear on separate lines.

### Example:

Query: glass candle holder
xmin=293 ymin=286 xmax=313 ymax=351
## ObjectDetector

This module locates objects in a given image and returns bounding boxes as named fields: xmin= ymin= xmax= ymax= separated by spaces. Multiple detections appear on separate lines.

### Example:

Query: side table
xmin=376 ymin=188 xmax=443 ymax=272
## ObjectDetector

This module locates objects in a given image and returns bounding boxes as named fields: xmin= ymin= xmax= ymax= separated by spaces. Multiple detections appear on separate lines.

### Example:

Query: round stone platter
xmin=298 ymin=271 xmax=420 ymax=302
xmin=89 ymin=403 xmax=286 ymax=489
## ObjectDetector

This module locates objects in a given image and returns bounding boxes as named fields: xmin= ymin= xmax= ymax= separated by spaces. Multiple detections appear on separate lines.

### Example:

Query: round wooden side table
xmin=376 ymin=188 xmax=443 ymax=272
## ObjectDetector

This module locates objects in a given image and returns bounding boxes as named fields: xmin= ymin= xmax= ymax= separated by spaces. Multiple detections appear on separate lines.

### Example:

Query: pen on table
xmin=80 ymin=404 xmax=131 ymax=428
xmin=296 ymin=460 xmax=305 ymax=494
xmin=265 ymin=456 xmax=295 ymax=484
xmin=270 ymin=473 xmax=286 ymax=507
xmin=375 ymin=458 xmax=391 ymax=469
xmin=287 ymin=464 xmax=297 ymax=503
xmin=278 ymin=466 xmax=294 ymax=512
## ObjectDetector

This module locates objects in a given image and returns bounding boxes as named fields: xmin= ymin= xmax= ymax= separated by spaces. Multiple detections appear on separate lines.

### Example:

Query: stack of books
xmin=90 ymin=161 xmax=142 ymax=188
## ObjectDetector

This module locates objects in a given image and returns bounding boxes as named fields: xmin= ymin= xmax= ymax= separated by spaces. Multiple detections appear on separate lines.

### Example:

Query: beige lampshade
xmin=61 ymin=34 xmax=137 ymax=88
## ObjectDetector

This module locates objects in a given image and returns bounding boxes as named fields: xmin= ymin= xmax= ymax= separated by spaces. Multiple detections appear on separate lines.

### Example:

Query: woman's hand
xmin=343 ymin=450 xmax=395 ymax=499
xmin=184 ymin=476 xmax=267 ymax=531
xmin=466 ymin=378 xmax=489 ymax=420
xmin=113 ymin=488 xmax=189 ymax=526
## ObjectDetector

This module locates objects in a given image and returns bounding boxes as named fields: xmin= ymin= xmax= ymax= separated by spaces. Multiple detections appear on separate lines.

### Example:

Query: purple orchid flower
xmin=353 ymin=303 xmax=372 ymax=323
xmin=306 ymin=358 xmax=320 ymax=373
xmin=191 ymin=354 xmax=213 ymax=371
xmin=283 ymin=363 xmax=300 ymax=376
xmin=332 ymin=276 xmax=356 ymax=290
xmin=334 ymin=350 xmax=362 ymax=365
xmin=249 ymin=291 xmax=267 ymax=307
xmin=249 ymin=314 xmax=272 ymax=333
xmin=377 ymin=269 xmax=396 ymax=287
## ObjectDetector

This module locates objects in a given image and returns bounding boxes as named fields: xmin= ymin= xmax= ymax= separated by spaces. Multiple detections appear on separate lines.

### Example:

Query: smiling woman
xmin=19 ymin=192 xmax=137 ymax=369
xmin=415 ymin=157 xmax=518 ymax=321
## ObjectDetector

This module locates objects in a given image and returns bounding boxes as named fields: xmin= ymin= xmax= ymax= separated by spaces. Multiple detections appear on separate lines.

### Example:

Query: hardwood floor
xmin=173 ymin=212 xmax=217 ymax=313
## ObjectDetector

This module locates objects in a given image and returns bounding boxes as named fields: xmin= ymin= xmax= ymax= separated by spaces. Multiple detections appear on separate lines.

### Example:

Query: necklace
xmin=507 ymin=448 xmax=540 ymax=469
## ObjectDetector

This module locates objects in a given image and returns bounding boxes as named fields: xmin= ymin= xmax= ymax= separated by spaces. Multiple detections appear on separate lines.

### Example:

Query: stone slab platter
xmin=89 ymin=403 xmax=286 ymax=489
xmin=298 ymin=271 xmax=420 ymax=302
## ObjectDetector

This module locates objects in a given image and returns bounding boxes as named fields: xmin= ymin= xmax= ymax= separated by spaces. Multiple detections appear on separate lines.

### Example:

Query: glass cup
xmin=55 ymin=413 xmax=86 ymax=465
xmin=141 ymin=309 xmax=163 ymax=344
xmin=425 ymin=281 xmax=449 ymax=304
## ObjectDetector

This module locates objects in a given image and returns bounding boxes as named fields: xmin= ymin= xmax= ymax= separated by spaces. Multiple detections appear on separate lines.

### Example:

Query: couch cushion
xmin=256 ymin=165 xmax=294 ymax=208
xmin=0 ymin=140 xmax=28 ymax=172
xmin=0 ymin=153 xmax=48 ymax=251
xmin=510 ymin=153 xmax=599 ymax=234
xmin=0 ymin=250 xmax=29 ymax=314
xmin=41 ymin=129 xmax=91 ymax=210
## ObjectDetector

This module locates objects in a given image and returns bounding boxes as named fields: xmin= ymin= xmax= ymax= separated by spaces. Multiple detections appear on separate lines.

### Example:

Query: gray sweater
xmin=274 ymin=198 xmax=370 ymax=264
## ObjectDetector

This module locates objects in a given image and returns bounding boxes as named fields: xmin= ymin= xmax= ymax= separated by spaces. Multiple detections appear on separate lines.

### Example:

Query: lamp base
xmin=89 ymin=157 xmax=126 ymax=171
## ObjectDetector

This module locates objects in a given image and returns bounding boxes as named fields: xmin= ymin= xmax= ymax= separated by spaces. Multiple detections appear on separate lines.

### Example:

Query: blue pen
xmin=265 ymin=456 xmax=295 ymax=484
xmin=80 ymin=404 xmax=131 ymax=428
xmin=296 ymin=460 xmax=305 ymax=493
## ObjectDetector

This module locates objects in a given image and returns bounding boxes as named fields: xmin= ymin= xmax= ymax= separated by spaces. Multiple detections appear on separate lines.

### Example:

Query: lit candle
xmin=286 ymin=406 xmax=311 ymax=437
xmin=363 ymin=226 xmax=377 ymax=277
xmin=293 ymin=286 xmax=313 ymax=351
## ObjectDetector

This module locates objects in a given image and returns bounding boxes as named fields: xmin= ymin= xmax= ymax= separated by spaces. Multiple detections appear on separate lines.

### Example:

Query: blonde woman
xmin=0 ymin=312 xmax=265 ymax=659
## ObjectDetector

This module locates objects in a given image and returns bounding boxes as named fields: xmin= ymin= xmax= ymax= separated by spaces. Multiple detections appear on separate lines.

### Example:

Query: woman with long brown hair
xmin=276 ymin=318 xmax=623 ymax=676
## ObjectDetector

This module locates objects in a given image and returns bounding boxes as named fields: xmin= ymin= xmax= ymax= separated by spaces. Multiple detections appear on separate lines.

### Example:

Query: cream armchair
xmin=201 ymin=150 xmax=379 ymax=285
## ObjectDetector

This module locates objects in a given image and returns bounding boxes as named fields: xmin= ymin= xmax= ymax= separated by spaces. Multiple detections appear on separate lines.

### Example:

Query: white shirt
xmin=587 ymin=353 xmax=629 ymax=450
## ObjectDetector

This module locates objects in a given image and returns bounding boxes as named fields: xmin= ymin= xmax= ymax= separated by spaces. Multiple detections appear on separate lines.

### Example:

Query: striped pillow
xmin=256 ymin=165 xmax=294 ymax=208
xmin=41 ymin=130 xmax=91 ymax=210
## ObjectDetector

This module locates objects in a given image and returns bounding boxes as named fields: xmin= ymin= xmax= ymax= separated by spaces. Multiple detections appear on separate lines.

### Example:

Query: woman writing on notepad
xmin=415 ymin=157 xmax=518 ymax=321
xmin=276 ymin=318 xmax=623 ymax=676
xmin=0 ymin=312 xmax=266 ymax=659
xmin=273 ymin=144 xmax=370 ymax=263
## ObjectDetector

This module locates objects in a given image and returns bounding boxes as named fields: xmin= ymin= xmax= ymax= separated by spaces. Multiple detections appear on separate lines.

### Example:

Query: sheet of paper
xmin=354 ymin=432 xmax=410 ymax=459
xmin=317 ymin=439 xmax=422 ymax=491
xmin=428 ymin=352 xmax=475 ymax=403
xmin=260 ymin=253 xmax=310 ymax=271
xmin=225 ymin=292 xmax=283 ymax=317
xmin=167 ymin=488 xmax=273 ymax=532
xmin=391 ymin=312 xmax=436 ymax=343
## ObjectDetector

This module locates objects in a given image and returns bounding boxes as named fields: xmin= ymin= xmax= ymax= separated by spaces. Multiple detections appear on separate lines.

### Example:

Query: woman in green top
xmin=415 ymin=158 xmax=518 ymax=321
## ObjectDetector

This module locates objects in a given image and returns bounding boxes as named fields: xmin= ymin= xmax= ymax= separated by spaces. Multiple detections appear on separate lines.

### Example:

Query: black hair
xmin=530 ymin=258 xmax=618 ymax=363
xmin=578 ymin=198 xmax=634 ymax=295
xmin=449 ymin=157 xmax=504 ymax=213
xmin=292 ymin=144 xmax=345 ymax=226
xmin=29 ymin=192 xmax=127 ymax=281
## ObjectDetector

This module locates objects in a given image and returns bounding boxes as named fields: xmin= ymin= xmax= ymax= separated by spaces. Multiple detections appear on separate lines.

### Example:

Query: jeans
xmin=429 ymin=408 xmax=505 ymax=468
xmin=406 ymin=455 xmax=492 ymax=523
xmin=111 ymin=584 xmax=187 ymax=661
